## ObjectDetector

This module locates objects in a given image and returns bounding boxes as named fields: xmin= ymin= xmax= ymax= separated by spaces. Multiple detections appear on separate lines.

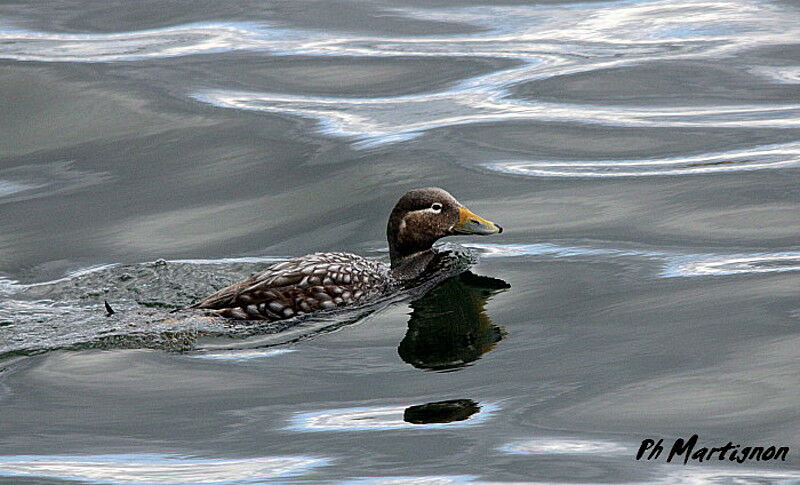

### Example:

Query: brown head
xmin=387 ymin=187 xmax=502 ymax=267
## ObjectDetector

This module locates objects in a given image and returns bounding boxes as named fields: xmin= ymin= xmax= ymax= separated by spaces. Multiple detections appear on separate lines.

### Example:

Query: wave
xmin=0 ymin=161 xmax=113 ymax=205
xmin=1 ymin=1 xmax=795 ymax=62
xmin=2 ymin=0 xmax=799 ymax=150
xmin=664 ymin=252 xmax=800 ymax=277
xmin=482 ymin=142 xmax=800 ymax=177
xmin=466 ymin=242 xmax=800 ymax=278
xmin=336 ymin=466 xmax=800 ymax=485
xmin=0 ymin=454 xmax=328 ymax=484
xmin=0 ymin=22 xmax=300 ymax=62
xmin=185 ymin=348 xmax=297 ymax=361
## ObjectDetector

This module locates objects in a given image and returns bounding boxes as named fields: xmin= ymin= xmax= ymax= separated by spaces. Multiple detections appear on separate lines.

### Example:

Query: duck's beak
xmin=453 ymin=207 xmax=503 ymax=235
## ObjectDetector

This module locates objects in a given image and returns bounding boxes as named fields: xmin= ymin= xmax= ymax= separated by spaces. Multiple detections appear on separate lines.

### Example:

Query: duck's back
xmin=189 ymin=252 xmax=392 ymax=320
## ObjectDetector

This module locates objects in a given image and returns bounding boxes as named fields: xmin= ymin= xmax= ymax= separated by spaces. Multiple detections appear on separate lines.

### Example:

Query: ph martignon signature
xmin=637 ymin=435 xmax=789 ymax=464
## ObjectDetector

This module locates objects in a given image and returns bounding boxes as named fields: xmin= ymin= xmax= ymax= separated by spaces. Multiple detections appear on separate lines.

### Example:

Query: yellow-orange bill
xmin=453 ymin=207 xmax=503 ymax=235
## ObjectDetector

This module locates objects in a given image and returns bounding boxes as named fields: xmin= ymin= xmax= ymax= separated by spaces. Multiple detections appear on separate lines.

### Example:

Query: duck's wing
xmin=188 ymin=252 xmax=391 ymax=320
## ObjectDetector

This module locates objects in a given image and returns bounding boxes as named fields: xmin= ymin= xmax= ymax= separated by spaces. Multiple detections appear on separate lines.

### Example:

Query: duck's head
xmin=387 ymin=187 xmax=502 ymax=266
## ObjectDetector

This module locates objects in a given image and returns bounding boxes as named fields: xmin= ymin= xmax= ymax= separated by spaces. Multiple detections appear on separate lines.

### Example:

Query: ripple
xmin=0 ymin=180 xmax=43 ymax=197
xmin=0 ymin=249 xmax=476 ymax=357
xmin=166 ymin=256 xmax=287 ymax=265
xmin=339 ymin=478 xmax=532 ymax=485
xmin=482 ymin=143 xmax=800 ymax=177
xmin=2 ymin=0 xmax=799 ymax=148
xmin=287 ymin=402 xmax=497 ymax=432
xmin=338 ymin=467 xmax=800 ymax=485
xmin=0 ymin=23 xmax=300 ymax=62
xmin=499 ymin=438 xmax=628 ymax=455
xmin=751 ymin=65 xmax=800 ymax=84
xmin=466 ymin=243 xmax=800 ymax=278
xmin=664 ymin=252 xmax=800 ymax=277
xmin=0 ymin=258 xmax=289 ymax=357
xmin=2 ymin=0 xmax=793 ymax=62
xmin=0 ymin=454 xmax=329 ymax=484
xmin=660 ymin=467 xmax=800 ymax=485
xmin=185 ymin=348 xmax=297 ymax=361
xmin=0 ymin=161 xmax=113 ymax=205
xmin=464 ymin=242 xmax=662 ymax=259
xmin=188 ymin=0 xmax=800 ymax=145
xmin=194 ymin=90 xmax=800 ymax=148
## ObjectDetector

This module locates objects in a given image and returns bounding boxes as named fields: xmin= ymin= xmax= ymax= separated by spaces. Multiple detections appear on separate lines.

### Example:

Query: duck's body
xmin=189 ymin=252 xmax=392 ymax=320
xmin=189 ymin=188 xmax=501 ymax=320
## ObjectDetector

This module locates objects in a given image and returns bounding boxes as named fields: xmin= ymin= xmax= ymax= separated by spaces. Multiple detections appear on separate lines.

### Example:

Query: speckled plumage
xmin=189 ymin=252 xmax=392 ymax=320
xmin=189 ymin=187 xmax=501 ymax=320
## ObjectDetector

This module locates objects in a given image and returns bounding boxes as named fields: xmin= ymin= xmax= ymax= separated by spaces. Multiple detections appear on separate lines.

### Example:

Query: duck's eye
xmin=430 ymin=203 xmax=443 ymax=213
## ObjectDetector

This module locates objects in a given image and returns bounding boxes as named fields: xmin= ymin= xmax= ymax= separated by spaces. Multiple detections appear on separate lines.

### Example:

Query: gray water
xmin=1 ymin=0 xmax=800 ymax=483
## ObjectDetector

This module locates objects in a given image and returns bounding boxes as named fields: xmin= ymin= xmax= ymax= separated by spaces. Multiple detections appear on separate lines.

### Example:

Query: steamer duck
xmin=188 ymin=187 xmax=502 ymax=320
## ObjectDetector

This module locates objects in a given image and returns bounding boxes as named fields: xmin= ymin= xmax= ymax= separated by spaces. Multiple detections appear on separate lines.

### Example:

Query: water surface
xmin=1 ymin=0 xmax=799 ymax=483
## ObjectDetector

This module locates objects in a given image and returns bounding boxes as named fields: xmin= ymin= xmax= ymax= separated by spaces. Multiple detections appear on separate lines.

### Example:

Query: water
xmin=1 ymin=0 xmax=799 ymax=482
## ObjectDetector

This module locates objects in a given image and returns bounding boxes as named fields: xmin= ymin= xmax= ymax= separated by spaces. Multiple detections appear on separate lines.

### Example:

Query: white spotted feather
xmin=189 ymin=252 xmax=392 ymax=320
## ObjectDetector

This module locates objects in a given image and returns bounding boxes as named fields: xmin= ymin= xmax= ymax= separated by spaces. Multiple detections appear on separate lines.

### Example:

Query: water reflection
xmin=339 ymin=467 xmax=800 ymax=485
xmin=500 ymin=438 xmax=628 ymax=455
xmin=752 ymin=65 xmax=800 ymax=84
xmin=0 ymin=453 xmax=329 ymax=484
xmin=484 ymin=142 xmax=800 ymax=177
xmin=185 ymin=348 xmax=297 ymax=361
xmin=197 ymin=89 xmax=800 ymax=148
xmin=469 ymin=243 xmax=800 ymax=278
xmin=399 ymin=271 xmax=510 ymax=371
xmin=0 ymin=23 xmax=299 ymax=62
xmin=660 ymin=467 xmax=800 ymax=484
xmin=403 ymin=399 xmax=481 ymax=425
xmin=186 ymin=0 xmax=800 ymax=149
xmin=288 ymin=400 xmax=495 ymax=431
xmin=6 ymin=0 xmax=794 ymax=63
xmin=3 ymin=0 xmax=798 ymax=154
xmin=339 ymin=477 xmax=516 ymax=485
xmin=0 ymin=161 xmax=113 ymax=205
xmin=664 ymin=252 xmax=800 ymax=277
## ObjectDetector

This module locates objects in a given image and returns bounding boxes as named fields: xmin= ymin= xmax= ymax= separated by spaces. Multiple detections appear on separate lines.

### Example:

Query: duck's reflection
xmin=287 ymin=399 xmax=493 ymax=431
xmin=403 ymin=399 xmax=481 ymax=424
xmin=398 ymin=271 xmax=510 ymax=371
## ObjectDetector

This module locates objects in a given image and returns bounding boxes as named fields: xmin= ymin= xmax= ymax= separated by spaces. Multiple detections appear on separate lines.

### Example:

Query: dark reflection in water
xmin=398 ymin=271 xmax=510 ymax=371
xmin=288 ymin=399 xmax=493 ymax=431
xmin=403 ymin=399 xmax=481 ymax=425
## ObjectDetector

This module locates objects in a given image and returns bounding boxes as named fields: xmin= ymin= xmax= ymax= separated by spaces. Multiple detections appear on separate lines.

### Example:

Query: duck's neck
xmin=387 ymin=210 xmax=438 ymax=274
xmin=390 ymin=248 xmax=436 ymax=281
xmin=389 ymin=243 xmax=434 ymax=268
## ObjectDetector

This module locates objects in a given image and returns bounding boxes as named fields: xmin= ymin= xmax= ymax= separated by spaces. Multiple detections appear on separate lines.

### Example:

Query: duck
xmin=187 ymin=187 xmax=502 ymax=320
